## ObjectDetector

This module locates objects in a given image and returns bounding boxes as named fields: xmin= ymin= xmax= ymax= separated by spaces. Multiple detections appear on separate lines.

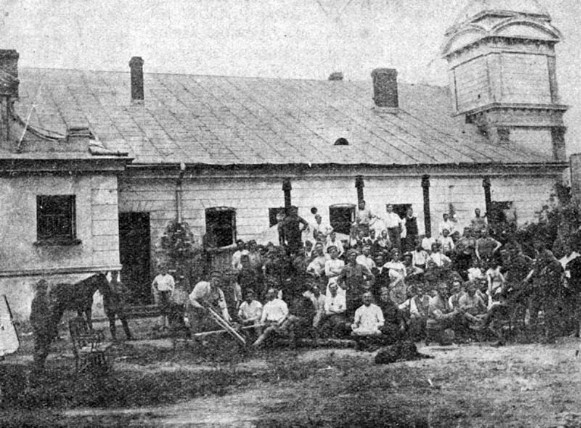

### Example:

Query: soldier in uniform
xmin=30 ymin=279 xmax=55 ymax=371
xmin=103 ymin=271 xmax=133 ymax=341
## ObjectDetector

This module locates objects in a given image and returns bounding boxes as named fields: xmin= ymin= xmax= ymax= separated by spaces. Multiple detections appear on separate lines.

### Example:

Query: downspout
xmin=176 ymin=162 xmax=186 ymax=223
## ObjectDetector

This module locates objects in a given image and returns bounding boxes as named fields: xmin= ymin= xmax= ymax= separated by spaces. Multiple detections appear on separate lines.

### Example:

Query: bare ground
xmin=4 ymin=317 xmax=581 ymax=427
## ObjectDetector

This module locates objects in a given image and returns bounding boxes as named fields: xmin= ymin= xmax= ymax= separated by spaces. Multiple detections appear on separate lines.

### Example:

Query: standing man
xmin=31 ymin=279 xmax=55 ymax=371
xmin=189 ymin=271 xmax=231 ymax=333
xmin=470 ymin=208 xmax=488 ymax=234
xmin=402 ymin=207 xmax=418 ymax=253
xmin=355 ymin=200 xmax=376 ymax=237
xmin=384 ymin=204 xmax=403 ymax=252
xmin=279 ymin=205 xmax=310 ymax=256
xmin=104 ymin=271 xmax=133 ymax=341
xmin=152 ymin=266 xmax=175 ymax=330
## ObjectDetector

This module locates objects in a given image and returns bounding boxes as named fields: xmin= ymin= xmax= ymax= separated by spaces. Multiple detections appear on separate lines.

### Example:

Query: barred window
xmin=205 ymin=207 xmax=236 ymax=248
xmin=36 ymin=195 xmax=77 ymax=244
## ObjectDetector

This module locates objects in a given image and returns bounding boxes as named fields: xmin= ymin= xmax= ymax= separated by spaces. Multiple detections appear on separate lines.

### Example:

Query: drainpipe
xmin=176 ymin=162 xmax=186 ymax=223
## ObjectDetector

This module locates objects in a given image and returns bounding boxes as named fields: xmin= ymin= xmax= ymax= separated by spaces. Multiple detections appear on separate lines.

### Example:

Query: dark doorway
xmin=119 ymin=212 xmax=152 ymax=305
xmin=329 ymin=204 xmax=355 ymax=235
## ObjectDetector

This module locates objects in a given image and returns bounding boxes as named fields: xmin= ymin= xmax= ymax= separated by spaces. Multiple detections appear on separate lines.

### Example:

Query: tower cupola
xmin=442 ymin=0 xmax=568 ymax=161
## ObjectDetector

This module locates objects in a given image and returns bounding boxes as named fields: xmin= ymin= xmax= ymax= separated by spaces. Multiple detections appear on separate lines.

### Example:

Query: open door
xmin=119 ymin=212 xmax=152 ymax=305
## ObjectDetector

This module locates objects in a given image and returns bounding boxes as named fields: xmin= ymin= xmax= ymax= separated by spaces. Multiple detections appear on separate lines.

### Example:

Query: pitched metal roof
xmin=15 ymin=68 xmax=553 ymax=167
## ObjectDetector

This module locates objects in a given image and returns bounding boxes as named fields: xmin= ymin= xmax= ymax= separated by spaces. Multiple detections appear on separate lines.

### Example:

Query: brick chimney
xmin=0 ymin=50 xmax=19 ymax=99
xmin=371 ymin=68 xmax=398 ymax=109
xmin=129 ymin=56 xmax=144 ymax=103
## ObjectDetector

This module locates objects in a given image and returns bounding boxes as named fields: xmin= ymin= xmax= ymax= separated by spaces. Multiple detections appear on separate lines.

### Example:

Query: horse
xmin=49 ymin=272 xmax=109 ymax=331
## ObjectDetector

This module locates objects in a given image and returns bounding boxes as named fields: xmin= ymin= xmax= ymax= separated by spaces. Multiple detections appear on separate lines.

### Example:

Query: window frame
xmin=205 ymin=206 xmax=236 ymax=248
xmin=35 ymin=194 xmax=80 ymax=246
xmin=329 ymin=204 xmax=355 ymax=235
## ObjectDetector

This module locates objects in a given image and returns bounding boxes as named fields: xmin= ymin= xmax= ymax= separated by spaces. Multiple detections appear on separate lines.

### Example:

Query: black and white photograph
xmin=1 ymin=0 xmax=581 ymax=426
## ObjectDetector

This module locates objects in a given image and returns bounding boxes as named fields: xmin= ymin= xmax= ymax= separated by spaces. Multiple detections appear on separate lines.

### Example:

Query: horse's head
xmin=92 ymin=272 xmax=111 ymax=296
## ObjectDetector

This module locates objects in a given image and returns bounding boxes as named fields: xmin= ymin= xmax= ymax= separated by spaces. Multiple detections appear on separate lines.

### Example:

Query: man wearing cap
xmin=189 ymin=271 xmax=231 ymax=333
xmin=279 ymin=205 xmax=310 ymax=256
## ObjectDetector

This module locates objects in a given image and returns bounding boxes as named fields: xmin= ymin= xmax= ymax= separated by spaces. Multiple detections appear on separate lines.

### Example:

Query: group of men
xmin=152 ymin=203 xmax=581 ymax=350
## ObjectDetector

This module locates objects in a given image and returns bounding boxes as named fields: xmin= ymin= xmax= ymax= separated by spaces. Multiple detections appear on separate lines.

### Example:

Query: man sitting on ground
xmin=352 ymin=291 xmax=385 ymax=337
xmin=253 ymin=288 xmax=289 ymax=347
xmin=426 ymin=282 xmax=464 ymax=345
xmin=377 ymin=286 xmax=407 ymax=344
xmin=319 ymin=282 xmax=348 ymax=338
xmin=238 ymin=289 xmax=263 ymax=339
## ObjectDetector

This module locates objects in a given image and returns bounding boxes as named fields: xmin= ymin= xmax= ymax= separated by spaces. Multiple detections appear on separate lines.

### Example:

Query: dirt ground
xmin=3 ymin=317 xmax=581 ymax=427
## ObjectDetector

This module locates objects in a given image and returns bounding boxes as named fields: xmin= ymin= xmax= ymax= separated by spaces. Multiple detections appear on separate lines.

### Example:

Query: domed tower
xmin=442 ymin=0 xmax=568 ymax=161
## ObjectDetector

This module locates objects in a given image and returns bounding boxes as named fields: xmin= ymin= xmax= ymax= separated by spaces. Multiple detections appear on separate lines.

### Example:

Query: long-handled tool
xmin=206 ymin=306 xmax=246 ymax=345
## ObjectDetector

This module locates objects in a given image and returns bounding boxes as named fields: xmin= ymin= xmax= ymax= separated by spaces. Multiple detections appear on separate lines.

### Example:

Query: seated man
xmin=319 ymin=282 xmax=349 ymax=338
xmin=237 ymin=289 xmax=263 ymax=339
xmin=448 ymin=278 xmax=465 ymax=310
xmin=252 ymin=288 xmax=289 ymax=347
xmin=351 ymin=291 xmax=385 ymax=336
xmin=303 ymin=282 xmax=326 ymax=329
xmin=399 ymin=284 xmax=430 ymax=341
xmin=426 ymin=282 xmax=464 ymax=345
xmin=377 ymin=286 xmax=407 ymax=344
xmin=306 ymin=242 xmax=328 ymax=279
xmin=458 ymin=281 xmax=487 ymax=328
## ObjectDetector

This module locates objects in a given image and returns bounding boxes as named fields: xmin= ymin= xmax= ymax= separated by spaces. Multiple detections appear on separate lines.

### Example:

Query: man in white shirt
xmin=356 ymin=245 xmax=376 ymax=271
xmin=306 ymin=242 xmax=328 ymax=277
xmin=152 ymin=267 xmax=175 ymax=329
xmin=384 ymin=204 xmax=403 ymax=252
xmin=238 ymin=289 xmax=263 ymax=326
xmin=252 ymin=288 xmax=289 ymax=347
xmin=325 ymin=231 xmax=345 ymax=258
xmin=324 ymin=246 xmax=345 ymax=290
xmin=438 ymin=213 xmax=456 ymax=237
xmin=355 ymin=200 xmax=376 ymax=237
xmin=312 ymin=214 xmax=332 ymax=241
xmin=351 ymin=291 xmax=385 ymax=336
xmin=231 ymin=240 xmax=247 ymax=271
xmin=319 ymin=282 xmax=348 ymax=338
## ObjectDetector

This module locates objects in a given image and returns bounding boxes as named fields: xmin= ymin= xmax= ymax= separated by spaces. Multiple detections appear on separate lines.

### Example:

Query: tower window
xmin=498 ymin=128 xmax=510 ymax=144
xmin=334 ymin=138 xmax=349 ymax=146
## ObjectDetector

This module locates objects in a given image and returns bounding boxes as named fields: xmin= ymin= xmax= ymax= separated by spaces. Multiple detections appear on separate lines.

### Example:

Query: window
xmin=390 ymin=204 xmax=411 ymax=220
xmin=269 ymin=207 xmax=286 ymax=227
xmin=329 ymin=204 xmax=355 ymax=235
xmin=498 ymin=128 xmax=510 ymax=144
xmin=205 ymin=207 xmax=236 ymax=248
xmin=36 ymin=195 xmax=77 ymax=244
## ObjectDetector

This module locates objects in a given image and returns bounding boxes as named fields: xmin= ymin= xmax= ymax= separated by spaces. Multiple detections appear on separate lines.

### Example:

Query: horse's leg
xmin=84 ymin=308 xmax=93 ymax=330
xmin=108 ymin=314 xmax=117 ymax=340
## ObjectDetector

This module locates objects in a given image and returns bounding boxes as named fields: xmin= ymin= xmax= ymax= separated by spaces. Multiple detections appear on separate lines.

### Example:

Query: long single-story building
xmin=0 ymin=0 xmax=572 ymax=319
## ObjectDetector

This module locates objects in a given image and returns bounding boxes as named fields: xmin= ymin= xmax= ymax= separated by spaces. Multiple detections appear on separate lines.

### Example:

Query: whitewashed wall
xmin=119 ymin=171 xmax=559 ymax=248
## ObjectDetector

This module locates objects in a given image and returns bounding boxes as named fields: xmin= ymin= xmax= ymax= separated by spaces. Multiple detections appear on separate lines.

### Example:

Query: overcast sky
xmin=2 ymin=0 xmax=579 ymax=154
